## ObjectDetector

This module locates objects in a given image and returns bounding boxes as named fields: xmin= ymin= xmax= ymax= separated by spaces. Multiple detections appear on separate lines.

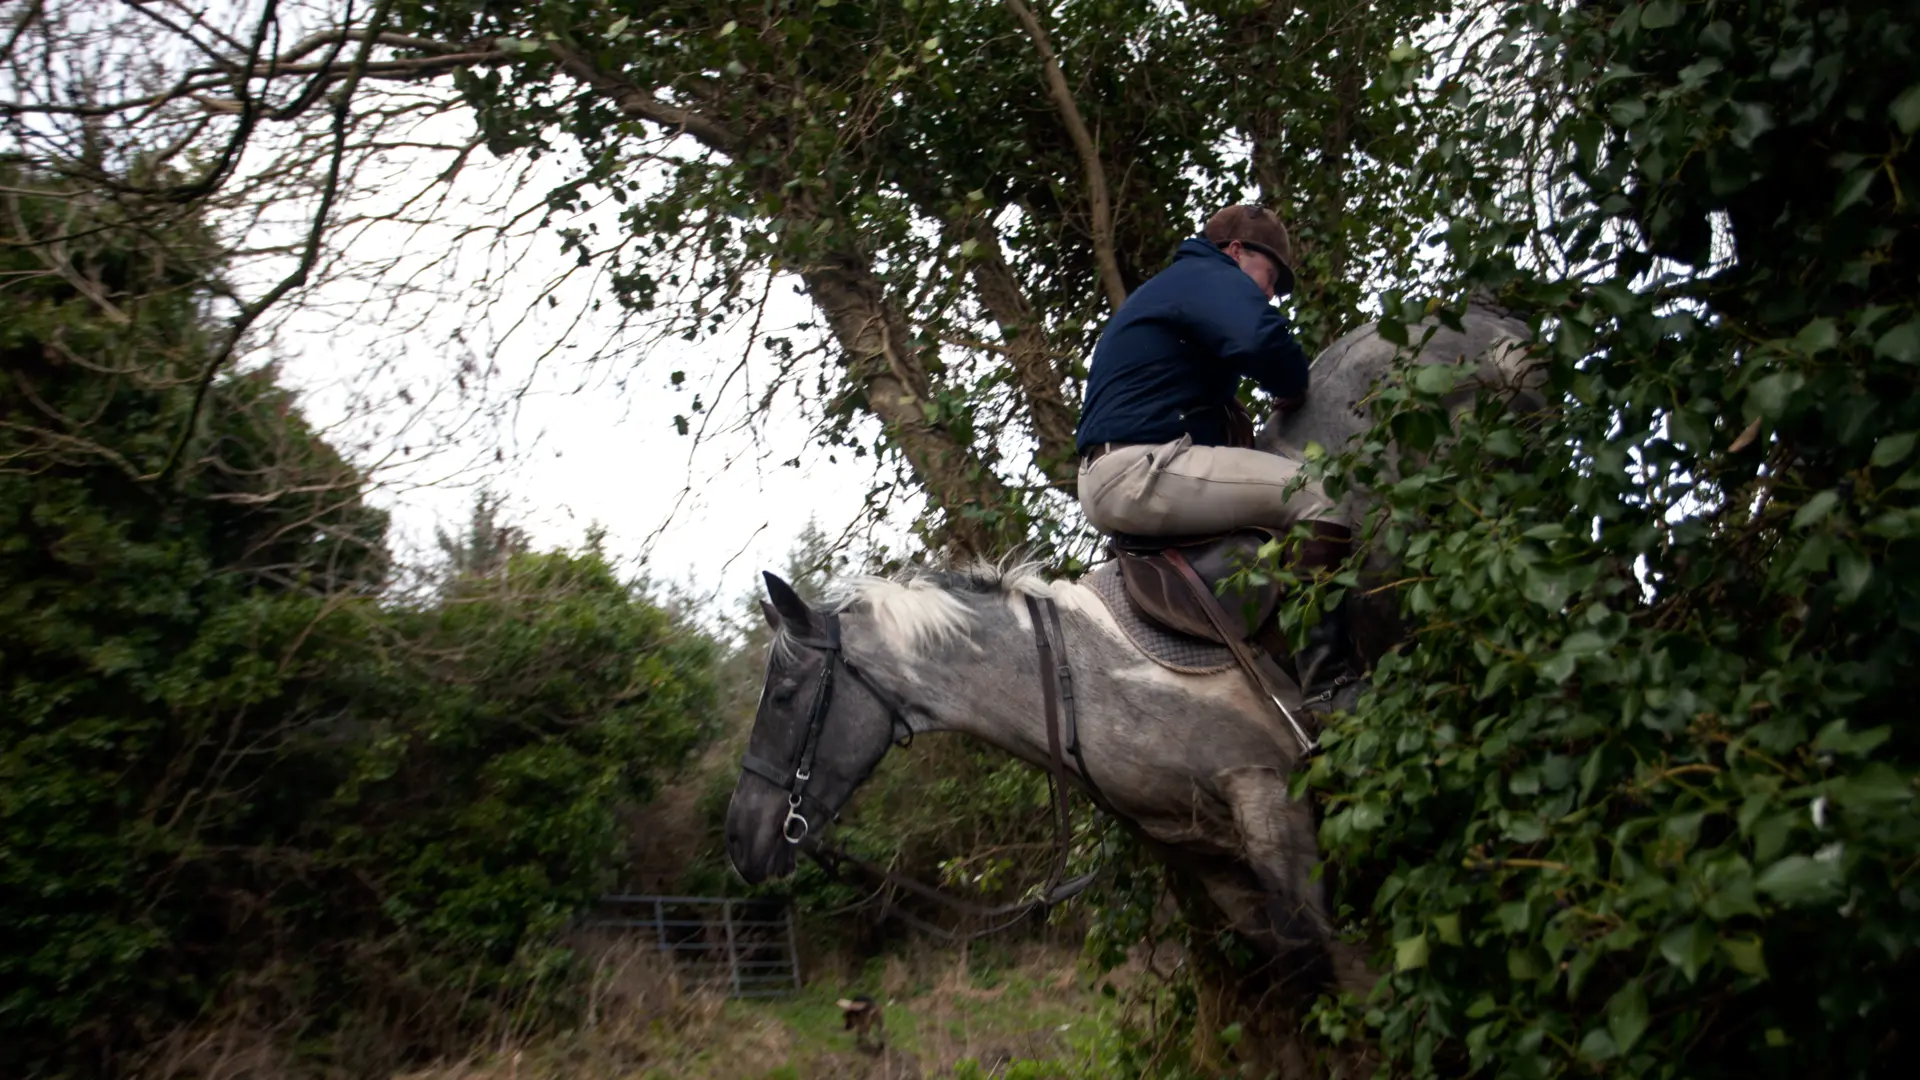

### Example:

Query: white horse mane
xmin=775 ymin=559 xmax=1055 ymax=659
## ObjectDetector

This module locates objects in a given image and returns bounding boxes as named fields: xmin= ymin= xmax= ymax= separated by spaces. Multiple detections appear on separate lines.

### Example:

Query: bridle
xmin=738 ymin=611 xmax=915 ymax=844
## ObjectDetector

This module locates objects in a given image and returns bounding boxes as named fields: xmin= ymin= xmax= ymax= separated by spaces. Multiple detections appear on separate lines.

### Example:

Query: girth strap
xmin=1024 ymin=595 xmax=1074 ymax=888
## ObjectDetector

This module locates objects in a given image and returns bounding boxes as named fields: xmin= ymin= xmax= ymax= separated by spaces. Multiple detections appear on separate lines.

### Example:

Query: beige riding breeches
xmin=1076 ymin=435 xmax=1337 ymax=536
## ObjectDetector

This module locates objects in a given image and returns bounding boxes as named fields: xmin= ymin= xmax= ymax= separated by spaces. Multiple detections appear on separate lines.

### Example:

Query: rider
xmin=1075 ymin=204 xmax=1357 ymax=700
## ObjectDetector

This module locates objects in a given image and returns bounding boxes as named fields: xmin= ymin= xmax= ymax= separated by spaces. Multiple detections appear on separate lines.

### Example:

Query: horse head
xmin=725 ymin=571 xmax=903 ymax=884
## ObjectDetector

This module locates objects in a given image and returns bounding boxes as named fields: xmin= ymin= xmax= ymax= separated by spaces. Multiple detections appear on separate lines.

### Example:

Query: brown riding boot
xmin=1289 ymin=522 xmax=1363 ymax=708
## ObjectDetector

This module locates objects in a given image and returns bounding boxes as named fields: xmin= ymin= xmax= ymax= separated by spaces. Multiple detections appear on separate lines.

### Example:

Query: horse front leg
xmin=1218 ymin=767 xmax=1336 ymax=985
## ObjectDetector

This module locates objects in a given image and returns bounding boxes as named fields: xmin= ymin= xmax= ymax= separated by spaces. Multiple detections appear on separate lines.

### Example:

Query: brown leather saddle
xmin=1110 ymin=528 xmax=1289 ymax=656
xmin=1108 ymin=527 xmax=1319 ymax=753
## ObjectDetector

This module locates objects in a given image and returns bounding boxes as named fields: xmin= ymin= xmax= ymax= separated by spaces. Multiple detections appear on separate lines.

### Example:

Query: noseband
xmin=738 ymin=612 xmax=912 ymax=844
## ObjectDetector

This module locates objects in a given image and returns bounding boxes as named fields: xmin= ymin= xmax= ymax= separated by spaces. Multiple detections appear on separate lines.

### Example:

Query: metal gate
xmin=587 ymin=894 xmax=801 ymax=998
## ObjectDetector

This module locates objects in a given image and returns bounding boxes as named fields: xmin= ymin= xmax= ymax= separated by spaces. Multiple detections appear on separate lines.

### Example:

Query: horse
xmin=724 ymin=303 xmax=1542 ymax=989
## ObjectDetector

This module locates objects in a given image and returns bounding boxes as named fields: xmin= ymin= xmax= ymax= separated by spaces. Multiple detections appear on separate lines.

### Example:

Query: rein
xmin=742 ymin=596 xmax=1099 ymax=929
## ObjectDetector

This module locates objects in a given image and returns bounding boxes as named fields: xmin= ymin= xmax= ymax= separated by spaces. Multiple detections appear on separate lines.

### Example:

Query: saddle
xmin=1110 ymin=528 xmax=1288 ymax=654
xmin=1109 ymin=527 xmax=1319 ymax=754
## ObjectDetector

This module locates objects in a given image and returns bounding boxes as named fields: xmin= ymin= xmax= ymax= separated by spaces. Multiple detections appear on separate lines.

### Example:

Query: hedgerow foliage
xmin=1305 ymin=1 xmax=1918 ymax=1075
xmin=0 ymin=178 xmax=719 ymax=1076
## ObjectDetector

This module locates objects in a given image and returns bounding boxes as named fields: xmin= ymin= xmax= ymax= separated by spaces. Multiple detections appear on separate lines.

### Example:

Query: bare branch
xmin=1003 ymin=0 xmax=1125 ymax=312
xmin=157 ymin=0 xmax=400 ymax=482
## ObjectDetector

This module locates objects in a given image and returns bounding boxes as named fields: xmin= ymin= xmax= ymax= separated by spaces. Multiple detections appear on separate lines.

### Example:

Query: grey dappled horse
xmin=726 ymin=303 xmax=1542 ymax=989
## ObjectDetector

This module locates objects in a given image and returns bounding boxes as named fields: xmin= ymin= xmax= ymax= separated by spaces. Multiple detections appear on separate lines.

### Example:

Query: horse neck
xmin=850 ymin=596 xmax=1059 ymax=769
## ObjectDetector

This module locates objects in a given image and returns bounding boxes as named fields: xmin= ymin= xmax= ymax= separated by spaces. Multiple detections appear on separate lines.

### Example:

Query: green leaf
xmin=1640 ymin=0 xmax=1681 ymax=30
xmin=1606 ymin=981 xmax=1650 ymax=1053
xmin=1394 ymin=934 xmax=1430 ymax=971
xmin=1659 ymin=921 xmax=1715 ymax=982
xmin=1478 ymin=662 xmax=1516 ymax=700
xmin=1871 ymin=432 xmax=1917 ymax=467
xmin=1891 ymin=83 xmax=1920 ymax=134
xmin=1829 ymin=763 xmax=1913 ymax=809
xmin=1721 ymin=936 xmax=1769 ymax=978
xmin=1523 ymin=524 xmax=1569 ymax=540
xmin=1432 ymin=913 xmax=1463 ymax=946
xmin=1747 ymin=372 xmax=1805 ymax=420
xmin=1834 ymin=170 xmax=1876 ymax=214
xmin=1835 ymin=547 xmax=1872 ymax=602
xmin=1413 ymin=364 xmax=1458 ymax=395
xmin=1791 ymin=490 xmax=1840 ymax=529
xmin=1813 ymin=719 xmax=1892 ymax=756
xmin=1792 ymin=318 xmax=1840 ymax=353
xmin=1755 ymin=855 xmax=1842 ymax=906
xmin=607 ymin=16 xmax=630 ymax=37
xmin=1561 ymin=630 xmax=1609 ymax=655
xmin=1578 ymin=1027 xmax=1618 ymax=1061
xmin=1217 ymin=1022 xmax=1244 ymax=1046
xmin=1523 ymin=564 xmax=1583 ymax=610
xmin=1591 ymin=281 xmax=1637 ymax=315
xmin=1873 ymin=320 xmax=1920 ymax=364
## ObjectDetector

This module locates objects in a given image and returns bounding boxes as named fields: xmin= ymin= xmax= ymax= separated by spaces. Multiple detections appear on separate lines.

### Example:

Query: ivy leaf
xmin=1394 ymin=933 xmax=1430 ymax=971
xmin=1891 ymin=82 xmax=1920 ymax=134
xmin=1791 ymin=490 xmax=1840 ymax=529
xmin=1747 ymin=372 xmax=1805 ymax=420
xmin=1640 ymin=0 xmax=1681 ymax=30
xmin=1755 ymin=855 xmax=1843 ymax=906
xmin=1578 ymin=1027 xmax=1618 ymax=1062
xmin=1659 ymin=920 xmax=1715 ymax=982
xmin=1870 ymin=432 xmax=1916 ymax=467
xmin=1523 ymin=564 xmax=1582 ymax=610
xmin=1833 ymin=170 xmax=1876 ymax=214
xmin=1606 ymin=981 xmax=1650 ymax=1053
xmin=1414 ymin=364 xmax=1458 ymax=395
xmin=1812 ymin=719 xmax=1891 ymax=756
xmin=1721 ymin=936 xmax=1769 ymax=979
xmin=1835 ymin=548 xmax=1872 ymax=603
xmin=1793 ymin=318 xmax=1840 ymax=353
xmin=1873 ymin=320 xmax=1920 ymax=364
xmin=1828 ymin=763 xmax=1913 ymax=810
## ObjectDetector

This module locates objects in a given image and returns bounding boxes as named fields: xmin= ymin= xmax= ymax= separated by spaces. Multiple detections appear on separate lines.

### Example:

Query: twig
xmin=153 ymin=0 xmax=398 ymax=483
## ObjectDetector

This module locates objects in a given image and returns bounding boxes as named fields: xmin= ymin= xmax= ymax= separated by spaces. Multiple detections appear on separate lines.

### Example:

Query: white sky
xmin=257 ymin=107 xmax=913 ymax=619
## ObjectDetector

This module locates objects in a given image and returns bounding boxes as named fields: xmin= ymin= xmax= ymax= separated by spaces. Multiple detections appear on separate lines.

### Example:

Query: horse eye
xmin=771 ymin=681 xmax=799 ymax=705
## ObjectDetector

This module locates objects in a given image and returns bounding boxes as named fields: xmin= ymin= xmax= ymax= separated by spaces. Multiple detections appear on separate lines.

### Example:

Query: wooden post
xmin=785 ymin=901 xmax=803 ymax=991
xmin=723 ymin=899 xmax=741 ymax=997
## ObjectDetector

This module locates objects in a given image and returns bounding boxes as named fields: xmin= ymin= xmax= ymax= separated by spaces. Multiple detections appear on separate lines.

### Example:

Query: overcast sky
xmin=262 ymin=107 xmax=911 ymax=618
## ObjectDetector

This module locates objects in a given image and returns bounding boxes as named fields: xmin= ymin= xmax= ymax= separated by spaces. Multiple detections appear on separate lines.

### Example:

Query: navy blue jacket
xmin=1075 ymin=238 xmax=1309 ymax=451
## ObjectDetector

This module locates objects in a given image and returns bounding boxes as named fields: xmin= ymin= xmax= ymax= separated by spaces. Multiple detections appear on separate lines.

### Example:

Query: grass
xmin=399 ymin=940 xmax=1119 ymax=1080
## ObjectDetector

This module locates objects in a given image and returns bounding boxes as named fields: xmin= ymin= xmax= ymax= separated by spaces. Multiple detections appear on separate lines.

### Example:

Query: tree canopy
xmin=3 ymin=1 xmax=1916 ymax=1076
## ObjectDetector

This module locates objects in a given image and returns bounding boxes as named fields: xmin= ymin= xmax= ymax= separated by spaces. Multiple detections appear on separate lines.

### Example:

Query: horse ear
xmin=763 ymin=571 xmax=815 ymax=626
xmin=759 ymin=599 xmax=781 ymax=629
